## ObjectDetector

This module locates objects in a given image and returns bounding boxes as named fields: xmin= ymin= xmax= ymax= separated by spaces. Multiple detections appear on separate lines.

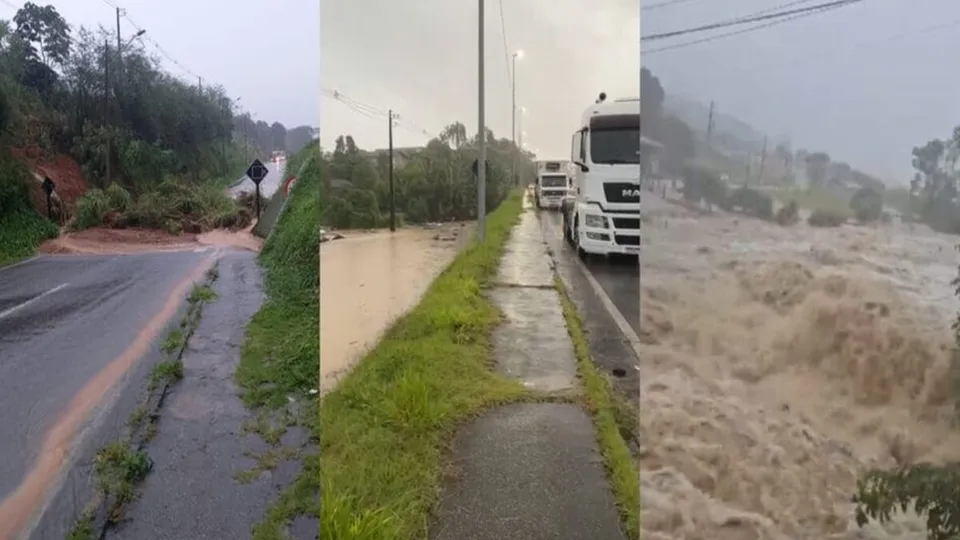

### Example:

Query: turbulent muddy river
xmin=640 ymin=193 xmax=960 ymax=540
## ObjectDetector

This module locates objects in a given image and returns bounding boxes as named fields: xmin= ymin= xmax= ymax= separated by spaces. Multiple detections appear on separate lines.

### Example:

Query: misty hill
xmin=663 ymin=94 xmax=766 ymax=153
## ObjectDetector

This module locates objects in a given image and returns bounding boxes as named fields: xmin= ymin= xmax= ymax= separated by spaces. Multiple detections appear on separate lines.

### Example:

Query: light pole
xmin=105 ymin=29 xmax=145 ymax=187
xmin=477 ymin=0 xmax=487 ymax=241
xmin=511 ymin=50 xmax=523 ymax=187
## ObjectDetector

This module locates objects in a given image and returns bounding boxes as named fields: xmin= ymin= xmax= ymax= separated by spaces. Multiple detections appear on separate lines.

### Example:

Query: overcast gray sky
xmin=0 ymin=0 xmax=320 ymax=128
xmin=320 ymin=0 xmax=639 ymax=158
xmin=643 ymin=0 xmax=960 ymax=183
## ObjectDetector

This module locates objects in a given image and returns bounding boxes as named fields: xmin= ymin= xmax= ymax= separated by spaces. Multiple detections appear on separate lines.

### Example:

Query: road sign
xmin=246 ymin=159 xmax=269 ymax=185
xmin=41 ymin=177 xmax=55 ymax=195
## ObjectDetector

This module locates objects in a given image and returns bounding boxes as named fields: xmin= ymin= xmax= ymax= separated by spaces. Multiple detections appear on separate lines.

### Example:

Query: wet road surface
xmin=0 ymin=250 xmax=214 ymax=535
xmin=537 ymin=211 xmax=639 ymax=337
xmin=230 ymin=161 xmax=286 ymax=199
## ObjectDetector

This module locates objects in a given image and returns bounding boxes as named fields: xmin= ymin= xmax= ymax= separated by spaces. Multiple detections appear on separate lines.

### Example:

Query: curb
xmin=81 ymin=266 xmax=220 ymax=539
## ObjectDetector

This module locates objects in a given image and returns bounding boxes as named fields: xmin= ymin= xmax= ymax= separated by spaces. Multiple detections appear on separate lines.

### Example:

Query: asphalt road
xmin=538 ymin=211 xmax=639 ymax=337
xmin=229 ymin=160 xmax=286 ymax=199
xmin=0 ymin=251 xmax=211 ymax=507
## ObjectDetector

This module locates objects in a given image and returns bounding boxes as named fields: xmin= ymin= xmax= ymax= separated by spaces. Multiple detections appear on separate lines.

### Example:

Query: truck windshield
xmin=590 ymin=128 xmax=640 ymax=165
xmin=539 ymin=175 xmax=567 ymax=188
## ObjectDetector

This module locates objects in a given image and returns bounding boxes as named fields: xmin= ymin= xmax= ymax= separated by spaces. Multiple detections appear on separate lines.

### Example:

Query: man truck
xmin=561 ymin=92 xmax=641 ymax=260
xmin=534 ymin=160 xmax=572 ymax=210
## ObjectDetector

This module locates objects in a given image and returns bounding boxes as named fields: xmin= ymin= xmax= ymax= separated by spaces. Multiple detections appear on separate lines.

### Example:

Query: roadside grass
xmin=315 ymin=190 xmax=528 ymax=540
xmin=769 ymin=186 xmax=852 ymax=217
xmin=0 ymin=207 xmax=58 ymax=266
xmin=246 ymin=188 xmax=527 ymax=540
xmin=555 ymin=276 xmax=640 ymax=540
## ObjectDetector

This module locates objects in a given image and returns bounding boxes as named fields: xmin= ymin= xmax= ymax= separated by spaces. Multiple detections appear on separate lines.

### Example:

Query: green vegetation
xmin=807 ymin=208 xmax=847 ymax=228
xmin=849 ymin=186 xmax=883 ymax=223
xmin=321 ymin=124 xmax=532 ymax=229
xmin=0 ymin=152 xmax=57 ymax=265
xmin=311 ymin=191 xmax=527 ymax=540
xmin=94 ymin=442 xmax=151 ymax=522
xmin=0 ymin=3 xmax=315 ymax=247
xmin=769 ymin=186 xmax=853 ymax=217
xmin=555 ymin=277 xmax=639 ymax=539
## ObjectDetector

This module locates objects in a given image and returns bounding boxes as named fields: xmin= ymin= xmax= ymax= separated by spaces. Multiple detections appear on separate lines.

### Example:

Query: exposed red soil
xmin=39 ymin=227 xmax=200 ymax=255
xmin=11 ymin=147 xmax=89 ymax=211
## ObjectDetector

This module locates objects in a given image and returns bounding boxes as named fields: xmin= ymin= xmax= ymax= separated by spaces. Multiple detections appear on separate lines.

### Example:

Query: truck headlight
xmin=583 ymin=214 xmax=608 ymax=228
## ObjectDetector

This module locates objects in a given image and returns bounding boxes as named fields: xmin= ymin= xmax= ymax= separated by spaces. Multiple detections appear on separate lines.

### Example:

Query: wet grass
xmin=769 ymin=186 xmax=852 ymax=217
xmin=0 ymin=207 xmax=58 ymax=266
xmin=247 ymin=189 xmax=527 ymax=540
xmin=555 ymin=276 xmax=640 ymax=540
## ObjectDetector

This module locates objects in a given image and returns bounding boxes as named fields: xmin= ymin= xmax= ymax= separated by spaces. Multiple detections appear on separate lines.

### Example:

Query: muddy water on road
xmin=640 ymin=197 xmax=960 ymax=540
xmin=319 ymin=224 xmax=471 ymax=395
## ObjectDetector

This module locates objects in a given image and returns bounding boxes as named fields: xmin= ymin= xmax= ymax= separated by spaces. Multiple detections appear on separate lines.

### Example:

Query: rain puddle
xmin=640 ymin=194 xmax=960 ymax=540
xmin=319 ymin=223 xmax=471 ymax=395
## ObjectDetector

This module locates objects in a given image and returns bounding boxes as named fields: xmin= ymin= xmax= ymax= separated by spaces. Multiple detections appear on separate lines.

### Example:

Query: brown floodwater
xmin=319 ymin=223 xmax=472 ymax=395
xmin=640 ymin=193 xmax=960 ymax=540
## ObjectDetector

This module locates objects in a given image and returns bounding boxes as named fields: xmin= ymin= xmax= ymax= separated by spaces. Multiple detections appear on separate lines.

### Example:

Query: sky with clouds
xmin=643 ymin=0 xmax=960 ymax=183
xmin=320 ymin=0 xmax=639 ymax=159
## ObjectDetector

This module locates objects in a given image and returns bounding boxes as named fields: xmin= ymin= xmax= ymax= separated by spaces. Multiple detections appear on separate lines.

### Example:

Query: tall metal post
xmin=477 ymin=0 xmax=486 ymax=241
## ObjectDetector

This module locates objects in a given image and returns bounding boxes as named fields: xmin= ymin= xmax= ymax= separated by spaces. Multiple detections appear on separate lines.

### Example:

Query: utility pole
xmin=745 ymin=152 xmax=752 ymax=185
xmin=103 ymin=38 xmax=111 ymax=188
xmin=477 ymin=0 xmax=487 ymax=241
xmin=706 ymin=100 xmax=715 ymax=146
xmin=758 ymin=134 xmax=768 ymax=182
xmin=388 ymin=109 xmax=396 ymax=232
xmin=511 ymin=53 xmax=517 ymax=187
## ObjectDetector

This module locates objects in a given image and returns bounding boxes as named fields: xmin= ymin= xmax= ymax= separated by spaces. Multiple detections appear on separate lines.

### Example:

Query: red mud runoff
xmin=40 ymin=226 xmax=263 ymax=255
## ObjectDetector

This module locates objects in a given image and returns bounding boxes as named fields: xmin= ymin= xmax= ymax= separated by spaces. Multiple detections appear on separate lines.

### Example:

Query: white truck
xmin=534 ymin=160 xmax=572 ymax=210
xmin=561 ymin=92 xmax=641 ymax=259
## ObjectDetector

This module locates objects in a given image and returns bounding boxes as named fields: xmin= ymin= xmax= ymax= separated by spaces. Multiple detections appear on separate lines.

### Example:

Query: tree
xmin=640 ymin=68 xmax=664 ymax=120
xmin=804 ymin=152 xmax=830 ymax=189
xmin=849 ymin=186 xmax=882 ymax=222
xmin=13 ymin=2 xmax=70 ymax=66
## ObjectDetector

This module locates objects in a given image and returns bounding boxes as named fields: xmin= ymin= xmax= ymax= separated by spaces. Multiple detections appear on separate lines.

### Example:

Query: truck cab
xmin=561 ymin=93 xmax=640 ymax=259
xmin=534 ymin=160 xmax=571 ymax=210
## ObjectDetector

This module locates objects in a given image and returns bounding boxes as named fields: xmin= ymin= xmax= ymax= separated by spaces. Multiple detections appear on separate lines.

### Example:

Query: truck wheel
xmin=574 ymin=220 xmax=588 ymax=261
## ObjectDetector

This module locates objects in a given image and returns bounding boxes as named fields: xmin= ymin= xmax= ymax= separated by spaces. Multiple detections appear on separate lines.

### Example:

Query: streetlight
xmin=511 ymin=50 xmax=523 ymax=186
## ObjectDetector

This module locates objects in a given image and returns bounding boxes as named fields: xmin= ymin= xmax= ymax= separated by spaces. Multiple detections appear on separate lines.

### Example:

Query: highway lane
xmin=229 ymin=160 xmax=286 ymax=199
xmin=538 ymin=210 xmax=639 ymax=337
xmin=0 ymin=250 xmax=214 ymax=534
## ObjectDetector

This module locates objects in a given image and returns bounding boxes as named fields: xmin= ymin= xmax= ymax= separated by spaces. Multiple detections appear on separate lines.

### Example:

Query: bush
xmin=850 ymin=186 xmax=883 ymax=223
xmin=681 ymin=165 xmax=727 ymax=210
xmin=71 ymin=179 xmax=250 ymax=233
xmin=729 ymin=186 xmax=774 ymax=220
xmin=775 ymin=200 xmax=799 ymax=226
xmin=808 ymin=208 xmax=847 ymax=227
xmin=73 ymin=188 xmax=110 ymax=230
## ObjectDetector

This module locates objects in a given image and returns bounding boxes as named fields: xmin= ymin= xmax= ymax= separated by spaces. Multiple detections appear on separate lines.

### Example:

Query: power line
xmin=642 ymin=0 xmax=863 ymax=41
xmin=646 ymin=3 xmax=846 ymax=54
xmin=643 ymin=0 xmax=705 ymax=13
xmin=496 ymin=0 xmax=510 ymax=85
xmin=321 ymin=88 xmax=434 ymax=138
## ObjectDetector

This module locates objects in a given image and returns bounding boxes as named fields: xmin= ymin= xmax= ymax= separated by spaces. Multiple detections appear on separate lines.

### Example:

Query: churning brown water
xmin=640 ymin=195 xmax=960 ymax=540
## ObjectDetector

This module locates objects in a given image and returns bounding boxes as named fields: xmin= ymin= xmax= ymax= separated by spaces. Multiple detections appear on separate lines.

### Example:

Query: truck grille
xmin=603 ymin=182 xmax=640 ymax=204
xmin=543 ymin=189 xmax=566 ymax=197
xmin=612 ymin=217 xmax=640 ymax=230
xmin=614 ymin=234 xmax=640 ymax=246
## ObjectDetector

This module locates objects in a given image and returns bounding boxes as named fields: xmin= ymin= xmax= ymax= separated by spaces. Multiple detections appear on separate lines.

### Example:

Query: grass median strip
xmin=554 ymin=276 xmax=640 ymax=540
xmin=66 ymin=265 xmax=219 ymax=540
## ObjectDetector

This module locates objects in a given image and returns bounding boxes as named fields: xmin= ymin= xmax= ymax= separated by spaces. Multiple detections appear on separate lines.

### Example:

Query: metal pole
xmin=388 ymin=109 xmax=396 ymax=232
xmin=104 ymin=39 xmax=111 ymax=188
xmin=511 ymin=54 xmax=516 ymax=187
xmin=477 ymin=0 xmax=486 ymax=241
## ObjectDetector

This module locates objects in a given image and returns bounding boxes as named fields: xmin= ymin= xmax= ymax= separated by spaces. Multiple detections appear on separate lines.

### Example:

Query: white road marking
xmin=0 ymin=255 xmax=39 ymax=273
xmin=573 ymin=257 xmax=641 ymax=365
xmin=0 ymin=283 xmax=68 ymax=321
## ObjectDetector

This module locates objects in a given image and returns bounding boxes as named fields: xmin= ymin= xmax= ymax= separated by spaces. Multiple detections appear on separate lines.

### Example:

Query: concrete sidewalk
xmin=429 ymin=201 xmax=627 ymax=540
